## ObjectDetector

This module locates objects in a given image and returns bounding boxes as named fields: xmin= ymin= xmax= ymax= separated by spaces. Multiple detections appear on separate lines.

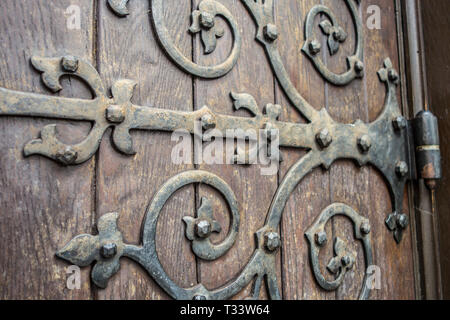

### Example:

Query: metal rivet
xmin=316 ymin=128 xmax=332 ymax=149
xmin=333 ymin=28 xmax=347 ymax=42
xmin=397 ymin=214 xmax=409 ymax=229
xmin=193 ymin=295 xmax=207 ymax=300
xmin=360 ymin=222 xmax=371 ymax=235
xmin=100 ymin=243 xmax=117 ymax=259
xmin=200 ymin=12 xmax=214 ymax=29
xmin=263 ymin=24 xmax=278 ymax=41
xmin=392 ymin=116 xmax=407 ymax=131
xmin=195 ymin=220 xmax=212 ymax=238
xmin=309 ymin=40 xmax=321 ymax=55
xmin=57 ymin=147 xmax=78 ymax=165
xmin=264 ymin=232 xmax=281 ymax=252
xmin=201 ymin=114 xmax=216 ymax=130
xmin=388 ymin=69 xmax=399 ymax=82
xmin=358 ymin=135 xmax=372 ymax=153
xmin=61 ymin=55 xmax=79 ymax=72
xmin=395 ymin=161 xmax=409 ymax=178
xmin=106 ymin=105 xmax=125 ymax=123
xmin=385 ymin=213 xmax=397 ymax=231
xmin=341 ymin=255 xmax=352 ymax=267
xmin=315 ymin=231 xmax=327 ymax=247
xmin=354 ymin=60 xmax=364 ymax=73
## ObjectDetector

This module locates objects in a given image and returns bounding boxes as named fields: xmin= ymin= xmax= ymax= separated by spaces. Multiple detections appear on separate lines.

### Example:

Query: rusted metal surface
xmin=0 ymin=0 xmax=434 ymax=300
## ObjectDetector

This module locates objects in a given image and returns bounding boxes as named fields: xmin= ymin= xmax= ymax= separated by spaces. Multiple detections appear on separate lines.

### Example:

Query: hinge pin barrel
xmin=412 ymin=111 xmax=442 ymax=190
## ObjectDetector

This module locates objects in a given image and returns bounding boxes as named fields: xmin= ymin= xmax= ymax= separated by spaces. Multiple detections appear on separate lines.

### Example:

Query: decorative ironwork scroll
xmin=301 ymin=0 xmax=365 ymax=85
xmin=305 ymin=203 xmax=373 ymax=299
xmin=0 ymin=0 xmax=413 ymax=300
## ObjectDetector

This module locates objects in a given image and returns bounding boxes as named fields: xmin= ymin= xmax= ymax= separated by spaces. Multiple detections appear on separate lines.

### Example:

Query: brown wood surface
xmin=0 ymin=0 xmax=418 ymax=300
xmin=95 ymin=0 xmax=196 ymax=300
xmin=275 ymin=0 xmax=333 ymax=300
xmin=193 ymin=0 xmax=279 ymax=300
xmin=421 ymin=0 xmax=450 ymax=300
xmin=0 ymin=0 xmax=95 ymax=299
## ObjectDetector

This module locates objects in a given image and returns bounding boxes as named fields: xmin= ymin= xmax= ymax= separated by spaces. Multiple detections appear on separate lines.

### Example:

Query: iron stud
xmin=341 ymin=255 xmax=352 ymax=267
xmin=309 ymin=40 xmax=321 ymax=55
xmin=201 ymin=114 xmax=216 ymax=130
xmin=200 ymin=12 xmax=214 ymax=29
xmin=388 ymin=69 xmax=399 ymax=82
xmin=106 ymin=105 xmax=126 ymax=123
xmin=354 ymin=60 xmax=364 ymax=73
xmin=316 ymin=128 xmax=332 ymax=149
xmin=264 ymin=232 xmax=281 ymax=252
xmin=397 ymin=214 xmax=409 ymax=229
xmin=315 ymin=231 xmax=327 ymax=247
xmin=392 ymin=116 xmax=407 ymax=131
xmin=395 ymin=161 xmax=409 ymax=178
xmin=360 ymin=222 xmax=371 ymax=235
xmin=263 ymin=24 xmax=279 ymax=41
xmin=195 ymin=220 xmax=212 ymax=238
xmin=61 ymin=55 xmax=79 ymax=72
xmin=100 ymin=243 xmax=117 ymax=259
xmin=358 ymin=135 xmax=372 ymax=153
xmin=57 ymin=147 xmax=78 ymax=165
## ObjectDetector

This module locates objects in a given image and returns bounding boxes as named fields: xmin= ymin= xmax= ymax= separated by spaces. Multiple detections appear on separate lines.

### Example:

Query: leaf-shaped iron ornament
xmin=319 ymin=20 xmax=348 ymax=56
xmin=57 ymin=213 xmax=124 ymax=288
xmin=305 ymin=203 xmax=373 ymax=300
xmin=190 ymin=10 xmax=225 ymax=54
xmin=302 ymin=0 xmax=364 ymax=86
xmin=326 ymin=237 xmax=356 ymax=274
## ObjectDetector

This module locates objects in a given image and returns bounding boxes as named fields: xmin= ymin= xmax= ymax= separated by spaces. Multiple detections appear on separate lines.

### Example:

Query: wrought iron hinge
xmin=0 ymin=0 xmax=428 ymax=300
xmin=407 ymin=111 xmax=442 ymax=189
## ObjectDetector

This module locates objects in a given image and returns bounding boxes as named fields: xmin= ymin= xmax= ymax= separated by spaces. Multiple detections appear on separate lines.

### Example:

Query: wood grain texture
xmin=0 ymin=0 xmax=95 ymax=299
xmin=362 ymin=0 xmax=415 ymax=300
xmin=275 ymin=0 xmax=334 ymax=300
xmin=193 ymin=0 xmax=279 ymax=300
xmin=95 ymin=0 xmax=196 ymax=299
xmin=421 ymin=0 xmax=450 ymax=300
xmin=323 ymin=0 xmax=369 ymax=300
xmin=276 ymin=0 xmax=416 ymax=300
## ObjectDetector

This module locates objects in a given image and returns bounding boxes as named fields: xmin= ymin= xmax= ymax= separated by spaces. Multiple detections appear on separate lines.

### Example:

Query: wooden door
xmin=0 ymin=0 xmax=419 ymax=300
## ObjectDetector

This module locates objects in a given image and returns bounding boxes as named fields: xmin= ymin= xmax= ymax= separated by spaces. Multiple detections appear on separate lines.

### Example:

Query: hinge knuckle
xmin=412 ymin=110 xmax=442 ymax=190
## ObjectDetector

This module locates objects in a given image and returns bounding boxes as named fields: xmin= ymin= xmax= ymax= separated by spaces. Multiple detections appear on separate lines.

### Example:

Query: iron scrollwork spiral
xmin=108 ymin=0 xmax=242 ymax=79
xmin=0 ymin=0 xmax=412 ymax=300
xmin=305 ymin=203 xmax=373 ymax=300
xmin=302 ymin=0 xmax=365 ymax=85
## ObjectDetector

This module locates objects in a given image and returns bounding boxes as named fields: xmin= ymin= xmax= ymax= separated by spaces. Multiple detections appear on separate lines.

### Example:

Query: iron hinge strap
xmin=407 ymin=111 xmax=442 ymax=190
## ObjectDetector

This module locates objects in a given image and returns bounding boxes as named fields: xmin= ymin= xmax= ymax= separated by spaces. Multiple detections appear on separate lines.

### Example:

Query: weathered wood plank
xmin=275 ymin=0 xmax=335 ymax=300
xmin=0 ymin=0 xmax=95 ymax=299
xmin=193 ymin=0 xmax=279 ymax=300
xmin=95 ymin=0 xmax=196 ymax=299
xmin=422 ymin=0 xmax=450 ymax=300
xmin=361 ymin=0 xmax=415 ymax=300
xmin=322 ymin=0 xmax=369 ymax=300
